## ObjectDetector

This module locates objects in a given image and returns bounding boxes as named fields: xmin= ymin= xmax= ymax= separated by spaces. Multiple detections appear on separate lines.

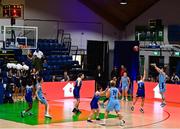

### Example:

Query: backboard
xmin=3 ymin=25 xmax=38 ymax=49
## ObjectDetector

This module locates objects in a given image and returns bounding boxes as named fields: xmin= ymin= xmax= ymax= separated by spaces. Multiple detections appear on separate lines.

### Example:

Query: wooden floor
xmin=0 ymin=98 xmax=180 ymax=129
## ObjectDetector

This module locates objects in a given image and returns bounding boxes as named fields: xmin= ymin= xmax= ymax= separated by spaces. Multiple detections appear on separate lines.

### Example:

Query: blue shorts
xmin=136 ymin=89 xmax=145 ymax=98
xmin=121 ymin=85 xmax=128 ymax=90
xmin=25 ymin=96 xmax=33 ymax=104
xmin=38 ymin=95 xmax=47 ymax=105
xmin=106 ymin=99 xmax=120 ymax=112
xmin=136 ymin=92 xmax=145 ymax=98
xmin=159 ymin=82 xmax=166 ymax=93
xmin=90 ymin=102 xmax=99 ymax=109
xmin=73 ymin=89 xmax=80 ymax=99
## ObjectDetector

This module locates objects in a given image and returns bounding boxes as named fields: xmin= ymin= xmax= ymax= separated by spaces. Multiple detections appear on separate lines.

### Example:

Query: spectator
xmin=171 ymin=72 xmax=180 ymax=84
xmin=61 ymin=71 xmax=70 ymax=82
xmin=0 ymin=68 xmax=2 ymax=78
xmin=33 ymin=48 xmax=44 ymax=59
xmin=119 ymin=65 xmax=127 ymax=77
xmin=33 ymin=49 xmax=44 ymax=71
xmin=43 ymin=59 xmax=48 ymax=70
xmin=27 ymin=50 xmax=33 ymax=60
xmin=166 ymin=76 xmax=171 ymax=84
xmin=52 ymin=75 xmax=58 ymax=82
xmin=2 ymin=56 xmax=9 ymax=71
xmin=26 ymin=50 xmax=33 ymax=69
xmin=111 ymin=67 xmax=119 ymax=79
xmin=147 ymin=75 xmax=155 ymax=82
xmin=4 ymin=69 xmax=14 ymax=103
xmin=107 ymin=76 xmax=118 ymax=88
xmin=30 ymin=68 xmax=39 ymax=98
xmin=94 ymin=65 xmax=103 ymax=89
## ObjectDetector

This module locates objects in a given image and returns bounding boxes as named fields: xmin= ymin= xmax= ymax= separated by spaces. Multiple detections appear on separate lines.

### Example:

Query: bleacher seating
xmin=37 ymin=39 xmax=81 ymax=81
xmin=0 ymin=39 xmax=81 ymax=82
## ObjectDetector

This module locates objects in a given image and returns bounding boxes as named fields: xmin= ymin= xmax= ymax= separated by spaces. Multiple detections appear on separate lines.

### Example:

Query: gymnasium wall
xmin=24 ymin=0 xmax=122 ymax=50
xmin=124 ymin=0 xmax=180 ymax=44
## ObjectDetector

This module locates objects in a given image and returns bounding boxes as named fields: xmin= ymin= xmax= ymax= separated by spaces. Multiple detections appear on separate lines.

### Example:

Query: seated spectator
xmin=0 ymin=68 xmax=2 ymax=77
xmin=147 ymin=75 xmax=155 ymax=82
xmin=171 ymin=72 xmax=180 ymax=84
xmin=43 ymin=59 xmax=48 ymax=70
xmin=166 ymin=76 xmax=171 ymax=84
xmin=52 ymin=75 xmax=58 ymax=82
xmin=61 ymin=71 xmax=70 ymax=82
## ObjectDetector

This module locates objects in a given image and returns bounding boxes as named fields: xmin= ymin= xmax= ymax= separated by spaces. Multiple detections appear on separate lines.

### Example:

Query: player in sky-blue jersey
xmin=151 ymin=64 xmax=167 ymax=107
xmin=101 ymin=80 xmax=125 ymax=126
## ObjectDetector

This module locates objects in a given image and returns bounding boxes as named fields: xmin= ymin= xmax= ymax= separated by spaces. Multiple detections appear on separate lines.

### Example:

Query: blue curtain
xmin=114 ymin=41 xmax=139 ymax=94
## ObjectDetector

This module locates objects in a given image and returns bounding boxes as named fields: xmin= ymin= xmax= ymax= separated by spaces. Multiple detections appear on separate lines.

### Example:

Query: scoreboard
xmin=3 ymin=5 xmax=22 ymax=18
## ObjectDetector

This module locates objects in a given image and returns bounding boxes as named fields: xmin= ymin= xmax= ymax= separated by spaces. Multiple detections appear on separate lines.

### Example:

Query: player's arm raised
xmin=151 ymin=64 xmax=165 ymax=75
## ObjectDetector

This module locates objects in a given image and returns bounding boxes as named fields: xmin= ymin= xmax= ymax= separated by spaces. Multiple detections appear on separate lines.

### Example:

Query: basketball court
xmin=0 ymin=98 xmax=180 ymax=128
xmin=0 ymin=0 xmax=180 ymax=129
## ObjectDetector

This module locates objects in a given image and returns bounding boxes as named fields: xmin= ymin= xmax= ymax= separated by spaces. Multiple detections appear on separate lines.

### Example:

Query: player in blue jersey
xmin=72 ymin=73 xmax=85 ymax=114
xmin=151 ymin=64 xmax=167 ymax=107
xmin=21 ymin=79 xmax=33 ymax=117
xmin=131 ymin=67 xmax=146 ymax=113
xmin=102 ymin=80 xmax=125 ymax=126
xmin=103 ymin=76 xmax=118 ymax=107
xmin=120 ymin=72 xmax=130 ymax=101
xmin=87 ymin=87 xmax=108 ymax=122
xmin=36 ymin=76 xmax=52 ymax=118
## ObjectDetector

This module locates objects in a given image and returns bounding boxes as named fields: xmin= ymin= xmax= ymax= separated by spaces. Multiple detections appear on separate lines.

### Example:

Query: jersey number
xmin=113 ymin=90 xmax=117 ymax=95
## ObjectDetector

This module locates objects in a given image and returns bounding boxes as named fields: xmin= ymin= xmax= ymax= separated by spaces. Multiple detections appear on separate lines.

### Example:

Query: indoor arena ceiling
xmin=79 ymin=0 xmax=160 ymax=30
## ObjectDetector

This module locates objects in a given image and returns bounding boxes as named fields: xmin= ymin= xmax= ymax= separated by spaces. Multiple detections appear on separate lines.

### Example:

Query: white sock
xmin=45 ymin=112 xmax=50 ymax=115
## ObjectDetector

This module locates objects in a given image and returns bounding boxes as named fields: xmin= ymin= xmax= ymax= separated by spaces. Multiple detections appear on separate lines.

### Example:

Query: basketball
xmin=133 ymin=46 xmax=139 ymax=52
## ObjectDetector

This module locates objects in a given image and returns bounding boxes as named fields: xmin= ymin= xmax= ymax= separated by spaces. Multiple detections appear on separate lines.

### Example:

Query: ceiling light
xmin=120 ymin=0 xmax=127 ymax=5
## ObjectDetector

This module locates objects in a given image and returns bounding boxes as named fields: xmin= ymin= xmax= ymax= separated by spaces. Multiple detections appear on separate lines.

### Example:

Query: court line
xmin=50 ymin=110 xmax=170 ymax=128
xmin=126 ymin=110 xmax=171 ymax=128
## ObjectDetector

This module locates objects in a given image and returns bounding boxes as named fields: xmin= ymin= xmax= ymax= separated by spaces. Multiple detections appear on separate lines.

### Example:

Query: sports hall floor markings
xmin=0 ymin=98 xmax=116 ymax=125
xmin=0 ymin=99 xmax=180 ymax=128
